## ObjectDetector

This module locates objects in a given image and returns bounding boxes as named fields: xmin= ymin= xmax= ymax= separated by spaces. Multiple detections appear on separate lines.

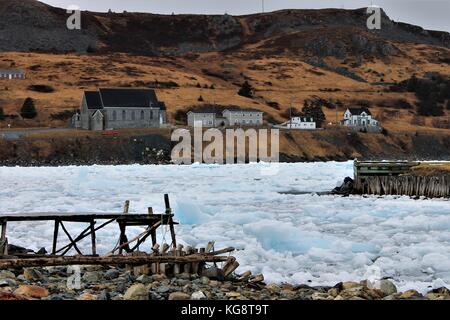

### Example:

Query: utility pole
xmin=289 ymin=99 xmax=293 ymax=131
xmin=262 ymin=0 xmax=265 ymax=13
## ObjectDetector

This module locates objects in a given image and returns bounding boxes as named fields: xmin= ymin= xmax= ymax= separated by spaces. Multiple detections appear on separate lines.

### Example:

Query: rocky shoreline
xmin=1 ymin=266 xmax=449 ymax=300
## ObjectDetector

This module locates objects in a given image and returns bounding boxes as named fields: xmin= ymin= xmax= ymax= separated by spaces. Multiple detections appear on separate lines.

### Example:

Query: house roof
xmin=223 ymin=108 xmax=263 ymax=113
xmin=0 ymin=69 xmax=25 ymax=74
xmin=85 ymin=91 xmax=103 ymax=109
xmin=84 ymin=88 xmax=164 ymax=110
xmin=347 ymin=107 xmax=372 ymax=116
xmin=188 ymin=107 xmax=221 ymax=115
xmin=187 ymin=106 xmax=263 ymax=116
xmin=293 ymin=117 xmax=315 ymax=122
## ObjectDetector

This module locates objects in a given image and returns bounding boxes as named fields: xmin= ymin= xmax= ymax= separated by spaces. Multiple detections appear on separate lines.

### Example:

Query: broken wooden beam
xmin=0 ymin=254 xmax=231 ymax=269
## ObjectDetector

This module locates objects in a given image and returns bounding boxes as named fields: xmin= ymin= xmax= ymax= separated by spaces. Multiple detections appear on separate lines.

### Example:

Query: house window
xmin=122 ymin=110 xmax=126 ymax=120
xmin=150 ymin=111 xmax=154 ymax=120
xmin=131 ymin=111 xmax=135 ymax=120
xmin=141 ymin=110 xmax=145 ymax=120
xmin=112 ymin=111 xmax=117 ymax=121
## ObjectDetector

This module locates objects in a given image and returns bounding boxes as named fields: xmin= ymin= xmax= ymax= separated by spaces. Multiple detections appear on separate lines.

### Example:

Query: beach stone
xmin=266 ymin=283 xmax=281 ymax=292
xmin=168 ymin=292 xmax=190 ymax=300
xmin=430 ymin=287 xmax=450 ymax=295
xmin=156 ymin=285 xmax=170 ymax=293
xmin=426 ymin=292 xmax=447 ymax=300
xmin=23 ymin=268 xmax=43 ymax=281
xmin=98 ymin=290 xmax=111 ymax=301
xmin=0 ymin=270 xmax=16 ymax=280
xmin=104 ymin=269 xmax=120 ymax=280
xmin=77 ymin=293 xmax=97 ymax=300
xmin=123 ymin=284 xmax=148 ymax=300
xmin=0 ymin=292 xmax=29 ymax=300
xmin=116 ymin=282 xmax=127 ymax=294
xmin=209 ymin=280 xmax=221 ymax=287
xmin=82 ymin=271 xmax=101 ymax=283
xmin=327 ymin=287 xmax=340 ymax=297
xmin=191 ymin=291 xmax=207 ymax=300
xmin=136 ymin=274 xmax=152 ymax=284
xmin=14 ymin=285 xmax=49 ymax=299
xmin=342 ymin=281 xmax=362 ymax=290
xmin=312 ymin=292 xmax=330 ymax=300
xmin=0 ymin=279 xmax=16 ymax=287
xmin=201 ymin=267 xmax=225 ymax=281
xmin=177 ymin=273 xmax=191 ymax=280
xmin=151 ymin=274 xmax=167 ymax=281
xmin=200 ymin=276 xmax=210 ymax=285
xmin=400 ymin=290 xmax=422 ymax=299
xmin=378 ymin=280 xmax=397 ymax=296
xmin=225 ymin=291 xmax=241 ymax=298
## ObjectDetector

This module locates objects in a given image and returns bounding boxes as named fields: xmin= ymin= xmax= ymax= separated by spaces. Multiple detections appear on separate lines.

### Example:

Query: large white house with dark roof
xmin=73 ymin=88 xmax=167 ymax=130
xmin=342 ymin=107 xmax=380 ymax=131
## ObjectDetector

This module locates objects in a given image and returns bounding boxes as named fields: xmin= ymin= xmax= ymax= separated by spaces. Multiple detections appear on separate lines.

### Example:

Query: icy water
xmin=1 ymin=162 xmax=449 ymax=292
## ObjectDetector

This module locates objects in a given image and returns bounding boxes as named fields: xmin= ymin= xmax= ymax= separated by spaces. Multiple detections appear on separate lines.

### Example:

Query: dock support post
xmin=0 ymin=220 xmax=7 ymax=255
xmin=90 ymin=219 xmax=96 ymax=256
xmin=164 ymin=194 xmax=177 ymax=249
xmin=52 ymin=220 xmax=60 ymax=255
xmin=148 ymin=207 xmax=157 ymax=247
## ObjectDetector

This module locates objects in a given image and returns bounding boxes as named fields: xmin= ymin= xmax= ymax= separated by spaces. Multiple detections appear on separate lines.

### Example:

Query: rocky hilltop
xmin=0 ymin=0 xmax=448 ymax=56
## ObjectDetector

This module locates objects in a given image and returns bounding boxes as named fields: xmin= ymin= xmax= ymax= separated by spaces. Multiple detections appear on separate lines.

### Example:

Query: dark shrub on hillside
xmin=237 ymin=81 xmax=254 ymax=98
xmin=50 ymin=109 xmax=77 ymax=121
xmin=0 ymin=107 xmax=4 ymax=121
xmin=27 ymin=84 xmax=55 ymax=93
xmin=21 ymin=97 xmax=37 ymax=119
xmin=267 ymin=101 xmax=281 ymax=110
xmin=174 ymin=110 xmax=188 ymax=124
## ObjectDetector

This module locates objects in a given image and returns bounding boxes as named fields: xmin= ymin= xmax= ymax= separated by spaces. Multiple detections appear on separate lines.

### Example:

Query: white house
xmin=275 ymin=117 xmax=316 ymax=130
xmin=187 ymin=108 xmax=264 ymax=127
xmin=342 ymin=107 xmax=379 ymax=130
xmin=222 ymin=109 xmax=264 ymax=126
xmin=0 ymin=69 xmax=25 ymax=80
xmin=288 ymin=117 xmax=316 ymax=129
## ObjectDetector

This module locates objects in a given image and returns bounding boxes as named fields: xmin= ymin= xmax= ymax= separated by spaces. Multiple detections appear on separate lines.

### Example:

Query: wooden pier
xmin=0 ymin=195 xmax=177 ymax=257
xmin=353 ymin=160 xmax=450 ymax=198
xmin=0 ymin=194 xmax=238 ymax=277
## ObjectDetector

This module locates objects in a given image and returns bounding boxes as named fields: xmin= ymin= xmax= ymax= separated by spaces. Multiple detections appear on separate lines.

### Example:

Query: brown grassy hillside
xmin=0 ymin=1 xmax=449 ymax=163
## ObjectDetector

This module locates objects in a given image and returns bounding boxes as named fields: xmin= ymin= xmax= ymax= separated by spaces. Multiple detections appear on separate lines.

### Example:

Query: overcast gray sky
xmin=41 ymin=0 xmax=450 ymax=32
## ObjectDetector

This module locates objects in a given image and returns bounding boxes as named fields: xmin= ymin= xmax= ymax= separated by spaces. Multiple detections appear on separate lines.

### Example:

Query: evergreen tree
xmin=406 ymin=74 xmax=419 ymax=92
xmin=238 ymin=81 xmax=254 ymax=98
xmin=301 ymin=101 xmax=326 ymax=127
xmin=21 ymin=97 xmax=37 ymax=119
xmin=198 ymin=95 xmax=204 ymax=102
xmin=417 ymin=92 xmax=444 ymax=116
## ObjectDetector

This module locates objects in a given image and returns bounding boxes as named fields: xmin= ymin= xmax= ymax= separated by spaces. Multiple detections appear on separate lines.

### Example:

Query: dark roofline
xmin=223 ymin=108 xmax=264 ymax=113
xmin=83 ymin=88 xmax=165 ymax=110
xmin=346 ymin=107 xmax=372 ymax=116
xmin=0 ymin=69 xmax=25 ymax=74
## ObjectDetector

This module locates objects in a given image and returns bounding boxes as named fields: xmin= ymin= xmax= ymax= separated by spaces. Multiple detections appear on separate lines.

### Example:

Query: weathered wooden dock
xmin=353 ymin=160 xmax=450 ymax=198
xmin=0 ymin=194 xmax=239 ymax=278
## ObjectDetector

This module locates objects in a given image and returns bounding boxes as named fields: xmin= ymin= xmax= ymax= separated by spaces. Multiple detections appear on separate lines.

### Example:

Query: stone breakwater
xmin=0 ymin=266 xmax=449 ymax=300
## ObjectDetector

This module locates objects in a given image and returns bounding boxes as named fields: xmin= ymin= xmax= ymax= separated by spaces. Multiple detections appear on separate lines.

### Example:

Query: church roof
xmin=84 ymin=88 xmax=164 ymax=110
